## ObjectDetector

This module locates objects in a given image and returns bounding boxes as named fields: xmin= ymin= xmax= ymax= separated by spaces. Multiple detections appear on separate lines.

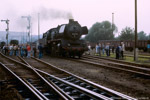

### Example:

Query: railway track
xmin=125 ymin=51 xmax=150 ymax=57
xmin=80 ymin=55 xmax=150 ymax=78
xmin=0 ymin=63 xmax=43 ymax=100
xmin=0 ymin=53 xmax=137 ymax=99
xmin=124 ymin=54 xmax=150 ymax=59
xmin=83 ymin=55 xmax=150 ymax=68
xmin=0 ymin=53 xmax=69 ymax=100
xmin=16 ymin=56 xmax=136 ymax=100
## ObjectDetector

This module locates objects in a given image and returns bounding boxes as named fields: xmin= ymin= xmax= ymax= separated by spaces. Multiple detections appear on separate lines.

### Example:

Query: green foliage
xmin=118 ymin=28 xmax=149 ymax=40
xmin=118 ymin=27 xmax=134 ymax=40
xmin=85 ymin=21 xmax=117 ymax=42
xmin=138 ymin=31 xmax=148 ymax=40
xmin=147 ymin=34 xmax=150 ymax=40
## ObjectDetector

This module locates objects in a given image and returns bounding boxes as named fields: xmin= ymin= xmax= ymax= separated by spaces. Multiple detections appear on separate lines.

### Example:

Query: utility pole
xmin=21 ymin=15 xmax=31 ymax=44
xmin=112 ymin=13 xmax=114 ymax=28
xmin=38 ymin=13 xmax=40 ymax=41
xmin=134 ymin=0 xmax=138 ymax=61
xmin=31 ymin=22 xmax=32 ymax=43
xmin=1 ymin=19 xmax=9 ymax=45
xmin=112 ymin=13 xmax=114 ymax=34
xmin=23 ymin=32 xmax=24 ymax=44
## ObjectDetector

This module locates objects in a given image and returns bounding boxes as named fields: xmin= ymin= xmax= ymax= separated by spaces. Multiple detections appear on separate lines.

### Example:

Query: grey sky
xmin=0 ymin=0 xmax=150 ymax=36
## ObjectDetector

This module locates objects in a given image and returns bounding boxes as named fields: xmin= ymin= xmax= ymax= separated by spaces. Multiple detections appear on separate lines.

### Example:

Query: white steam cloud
xmin=36 ymin=7 xmax=73 ymax=20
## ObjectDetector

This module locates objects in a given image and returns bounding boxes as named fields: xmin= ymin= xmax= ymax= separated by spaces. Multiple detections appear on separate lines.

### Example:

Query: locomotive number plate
xmin=72 ymin=33 xmax=78 ymax=37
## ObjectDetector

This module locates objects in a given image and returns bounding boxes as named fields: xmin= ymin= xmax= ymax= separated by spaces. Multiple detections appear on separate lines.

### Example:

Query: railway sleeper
xmin=49 ymin=77 xmax=98 ymax=100
xmin=62 ymin=76 xmax=118 ymax=98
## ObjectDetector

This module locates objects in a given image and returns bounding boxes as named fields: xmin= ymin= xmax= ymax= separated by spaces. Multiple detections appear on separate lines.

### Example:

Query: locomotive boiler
xmin=41 ymin=19 xmax=88 ymax=58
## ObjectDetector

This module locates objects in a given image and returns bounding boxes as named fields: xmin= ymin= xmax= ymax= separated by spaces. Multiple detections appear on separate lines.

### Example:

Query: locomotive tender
xmin=40 ymin=19 xmax=88 ymax=58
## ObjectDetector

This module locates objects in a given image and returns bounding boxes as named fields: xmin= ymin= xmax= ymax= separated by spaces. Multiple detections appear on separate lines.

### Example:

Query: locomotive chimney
xmin=69 ymin=19 xmax=74 ymax=23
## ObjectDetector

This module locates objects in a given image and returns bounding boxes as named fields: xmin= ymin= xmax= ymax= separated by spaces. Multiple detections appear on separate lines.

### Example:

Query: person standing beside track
xmin=15 ymin=44 xmax=19 ymax=56
xmin=38 ymin=43 xmax=43 ymax=59
xmin=105 ymin=43 xmax=110 ymax=56
xmin=2 ymin=45 xmax=5 ymax=54
xmin=5 ymin=45 xmax=9 ymax=55
xmin=121 ymin=42 xmax=125 ymax=59
xmin=116 ymin=45 xmax=120 ymax=59
xmin=98 ymin=43 xmax=101 ymax=56
xmin=20 ymin=44 xmax=24 ymax=57
xmin=13 ymin=44 xmax=17 ymax=56
xmin=23 ymin=44 xmax=27 ymax=57
xmin=33 ymin=46 xmax=37 ymax=57
xmin=87 ymin=44 xmax=91 ymax=55
xmin=27 ymin=44 xmax=31 ymax=58
xmin=112 ymin=45 xmax=115 ymax=54
xmin=102 ymin=44 xmax=105 ymax=55
xmin=9 ymin=44 xmax=13 ymax=56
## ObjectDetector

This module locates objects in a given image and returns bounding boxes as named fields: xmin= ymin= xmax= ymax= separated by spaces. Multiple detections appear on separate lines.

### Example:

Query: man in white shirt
xmin=121 ymin=42 xmax=125 ymax=59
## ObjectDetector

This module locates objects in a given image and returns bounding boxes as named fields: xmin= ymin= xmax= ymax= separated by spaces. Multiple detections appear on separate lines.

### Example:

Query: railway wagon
xmin=0 ymin=41 xmax=6 ymax=49
xmin=10 ymin=40 xmax=19 ymax=45
xmin=40 ymin=19 xmax=88 ymax=58
xmin=98 ymin=40 xmax=150 ymax=52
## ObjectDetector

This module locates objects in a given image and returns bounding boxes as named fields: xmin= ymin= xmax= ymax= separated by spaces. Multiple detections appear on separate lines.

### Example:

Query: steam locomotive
xmin=40 ymin=19 xmax=88 ymax=58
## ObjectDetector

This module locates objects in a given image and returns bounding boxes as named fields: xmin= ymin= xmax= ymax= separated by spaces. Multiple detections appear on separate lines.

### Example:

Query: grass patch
xmin=91 ymin=50 xmax=150 ymax=64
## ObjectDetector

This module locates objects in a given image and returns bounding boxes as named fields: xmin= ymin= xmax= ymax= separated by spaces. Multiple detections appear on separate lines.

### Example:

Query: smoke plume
xmin=2 ymin=7 xmax=74 ymax=34
xmin=37 ymin=7 xmax=73 ymax=20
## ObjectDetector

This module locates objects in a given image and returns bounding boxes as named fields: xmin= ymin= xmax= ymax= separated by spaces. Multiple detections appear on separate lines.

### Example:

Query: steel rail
xmin=28 ymin=66 xmax=70 ymax=100
xmin=18 ymin=56 xmax=74 ymax=100
xmin=78 ymin=59 xmax=150 ymax=77
xmin=82 ymin=56 xmax=150 ymax=72
xmin=0 ymin=52 xmax=136 ymax=100
xmin=18 ymin=56 xmax=112 ymax=99
xmin=35 ymin=68 xmax=113 ymax=100
xmin=0 ymin=62 xmax=43 ymax=100
xmin=31 ymin=57 xmax=136 ymax=100
xmin=24 ymin=79 xmax=49 ymax=100
xmin=84 ymin=55 xmax=150 ymax=68
xmin=0 ymin=52 xmax=69 ymax=100
xmin=81 ymin=56 xmax=150 ymax=77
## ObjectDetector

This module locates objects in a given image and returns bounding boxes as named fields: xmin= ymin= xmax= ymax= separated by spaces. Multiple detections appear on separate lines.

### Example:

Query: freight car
xmin=40 ymin=19 xmax=88 ymax=58
xmin=0 ymin=41 xmax=6 ymax=49
xmin=98 ymin=40 xmax=150 ymax=52
xmin=10 ymin=40 xmax=19 ymax=45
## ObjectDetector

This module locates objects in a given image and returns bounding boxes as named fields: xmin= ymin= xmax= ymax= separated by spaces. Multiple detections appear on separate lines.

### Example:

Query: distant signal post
xmin=1 ymin=19 xmax=9 ymax=46
xmin=21 ymin=15 xmax=31 ymax=44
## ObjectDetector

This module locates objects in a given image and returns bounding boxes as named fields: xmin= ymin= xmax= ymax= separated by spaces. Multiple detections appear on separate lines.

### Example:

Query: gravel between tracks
xmin=0 ymin=55 xmax=150 ymax=99
xmin=42 ymin=56 xmax=150 ymax=99
xmin=0 ymin=56 xmax=24 ymax=100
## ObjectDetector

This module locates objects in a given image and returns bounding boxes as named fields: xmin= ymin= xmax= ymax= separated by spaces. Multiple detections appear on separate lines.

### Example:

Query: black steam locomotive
xmin=40 ymin=19 xmax=88 ymax=58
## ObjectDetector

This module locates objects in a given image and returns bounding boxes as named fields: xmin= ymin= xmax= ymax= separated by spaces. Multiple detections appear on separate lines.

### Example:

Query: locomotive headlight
xmin=68 ymin=43 xmax=71 ymax=46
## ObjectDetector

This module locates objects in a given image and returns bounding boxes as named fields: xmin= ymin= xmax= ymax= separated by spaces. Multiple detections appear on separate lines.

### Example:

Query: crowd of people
xmin=0 ymin=43 xmax=43 ymax=59
xmin=1 ymin=42 xmax=125 ymax=60
xmin=88 ymin=42 xmax=125 ymax=59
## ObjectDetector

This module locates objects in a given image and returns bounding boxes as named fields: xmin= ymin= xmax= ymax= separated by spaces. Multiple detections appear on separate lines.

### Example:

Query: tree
xmin=118 ymin=27 xmax=134 ymax=40
xmin=138 ymin=31 xmax=147 ymax=40
xmin=147 ymin=34 xmax=150 ymax=40
xmin=84 ymin=21 xmax=117 ymax=42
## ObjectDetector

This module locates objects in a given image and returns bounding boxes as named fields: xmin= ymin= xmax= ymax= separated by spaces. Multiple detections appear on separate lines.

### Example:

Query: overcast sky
xmin=0 ymin=0 xmax=150 ymax=36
